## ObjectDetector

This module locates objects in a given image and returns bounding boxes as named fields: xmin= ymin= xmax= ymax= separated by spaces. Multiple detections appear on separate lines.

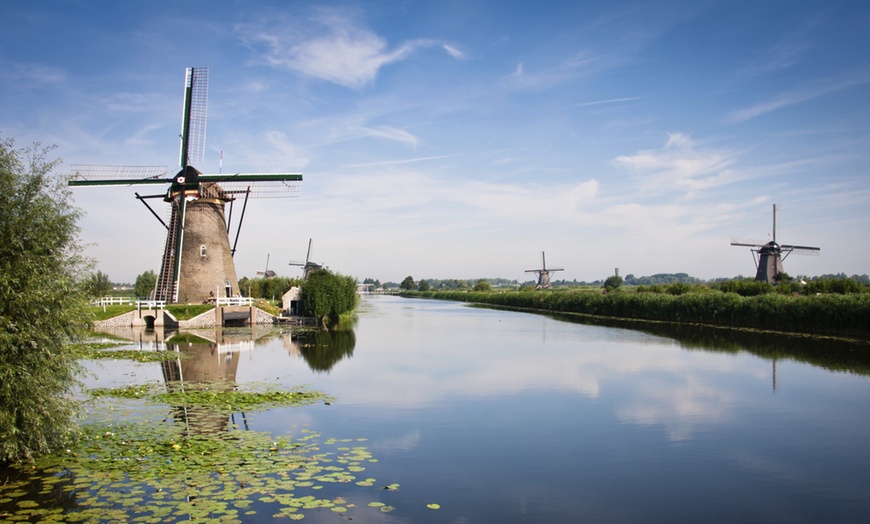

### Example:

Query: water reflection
xmin=288 ymin=328 xmax=356 ymax=372
xmin=160 ymin=334 xmax=241 ymax=435
xmin=540 ymin=310 xmax=870 ymax=376
xmin=92 ymin=323 xmax=357 ymax=376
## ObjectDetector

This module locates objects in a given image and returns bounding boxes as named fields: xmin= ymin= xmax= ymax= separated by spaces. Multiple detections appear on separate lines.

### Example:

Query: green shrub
xmin=0 ymin=139 xmax=90 ymax=464
xmin=301 ymin=270 xmax=359 ymax=325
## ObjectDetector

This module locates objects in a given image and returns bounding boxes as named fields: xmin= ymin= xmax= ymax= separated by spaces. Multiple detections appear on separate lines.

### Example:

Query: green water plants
xmin=0 ymin=387 xmax=395 ymax=522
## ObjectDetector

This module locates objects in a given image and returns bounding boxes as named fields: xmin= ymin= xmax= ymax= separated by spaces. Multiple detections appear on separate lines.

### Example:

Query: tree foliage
xmin=473 ymin=279 xmax=492 ymax=292
xmin=134 ymin=270 xmax=157 ymax=298
xmin=239 ymin=276 xmax=301 ymax=301
xmin=603 ymin=275 xmax=623 ymax=292
xmin=301 ymin=270 xmax=358 ymax=325
xmin=0 ymin=138 xmax=90 ymax=463
xmin=84 ymin=270 xmax=112 ymax=298
xmin=400 ymin=276 xmax=416 ymax=290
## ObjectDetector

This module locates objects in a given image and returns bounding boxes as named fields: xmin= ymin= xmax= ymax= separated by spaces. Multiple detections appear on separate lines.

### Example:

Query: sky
xmin=1 ymin=0 xmax=868 ymax=284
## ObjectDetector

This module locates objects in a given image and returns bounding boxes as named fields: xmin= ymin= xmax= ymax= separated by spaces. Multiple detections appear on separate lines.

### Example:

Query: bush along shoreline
xmin=400 ymin=290 xmax=870 ymax=340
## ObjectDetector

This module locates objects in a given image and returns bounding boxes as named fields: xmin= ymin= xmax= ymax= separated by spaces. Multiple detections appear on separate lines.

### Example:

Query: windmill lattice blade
xmin=781 ymin=245 xmax=821 ymax=255
xmin=183 ymin=67 xmax=208 ymax=165
xmin=199 ymin=173 xmax=302 ymax=198
xmin=68 ymin=164 xmax=169 ymax=186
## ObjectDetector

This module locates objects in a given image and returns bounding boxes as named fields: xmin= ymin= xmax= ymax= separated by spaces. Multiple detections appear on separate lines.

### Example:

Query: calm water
xmin=8 ymin=295 xmax=870 ymax=523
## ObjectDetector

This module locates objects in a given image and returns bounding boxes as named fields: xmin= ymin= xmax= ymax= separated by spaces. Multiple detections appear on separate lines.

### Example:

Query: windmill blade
xmin=180 ymin=67 xmax=208 ymax=167
xmin=781 ymin=245 xmax=821 ymax=255
xmin=730 ymin=236 xmax=767 ymax=248
xmin=67 ymin=164 xmax=170 ymax=186
xmin=199 ymin=173 xmax=302 ymax=198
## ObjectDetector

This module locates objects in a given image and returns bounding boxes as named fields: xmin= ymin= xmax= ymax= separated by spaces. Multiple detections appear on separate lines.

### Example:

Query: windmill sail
xmin=180 ymin=67 xmax=208 ymax=167
xmin=731 ymin=204 xmax=820 ymax=283
xmin=525 ymin=251 xmax=564 ymax=289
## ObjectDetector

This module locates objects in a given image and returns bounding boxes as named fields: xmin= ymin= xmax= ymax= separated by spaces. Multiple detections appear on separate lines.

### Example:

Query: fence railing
xmin=135 ymin=300 xmax=166 ymax=309
xmin=217 ymin=297 xmax=254 ymax=307
xmin=92 ymin=297 xmax=133 ymax=306
xmin=93 ymin=297 xmax=250 ymax=307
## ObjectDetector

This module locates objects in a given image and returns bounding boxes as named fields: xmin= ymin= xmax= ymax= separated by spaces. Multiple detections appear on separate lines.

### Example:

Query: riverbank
xmin=401 ymin=289 xmax=870 ymax=339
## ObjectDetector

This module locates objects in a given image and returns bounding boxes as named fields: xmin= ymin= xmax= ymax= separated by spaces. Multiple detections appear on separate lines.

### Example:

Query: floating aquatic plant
xmin=0 ymin=385 xmax=396 ymax=522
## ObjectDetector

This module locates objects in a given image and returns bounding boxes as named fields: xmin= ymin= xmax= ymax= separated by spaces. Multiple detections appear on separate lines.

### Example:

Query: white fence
xmin=92 ymin=297 xmax=133 ymax=306
xmin=216 ymin=297 xmax=253 ymax=307
xmin=136 ymin=300 xmax=166 ymax=309
xmin=92 ymin=297 xmax=167 ymax=308
xmin=94 ymin=297 xmax=248 ymax=307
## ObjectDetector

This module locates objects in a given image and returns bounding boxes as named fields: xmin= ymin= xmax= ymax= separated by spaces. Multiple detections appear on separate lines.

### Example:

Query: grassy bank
xmin=401 ymin=289 xmax=870 ymax=339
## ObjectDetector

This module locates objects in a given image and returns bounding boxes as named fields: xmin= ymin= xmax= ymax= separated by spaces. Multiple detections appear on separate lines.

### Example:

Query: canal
xmin=3 ymin=294 xmax=870 ymax=523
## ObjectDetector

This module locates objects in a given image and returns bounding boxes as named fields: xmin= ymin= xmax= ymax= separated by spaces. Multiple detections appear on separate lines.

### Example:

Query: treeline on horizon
xmin=93 ymin=271 xmax=870 ymax=298
xmin=362 ymin=272 xmax=870 ymax=291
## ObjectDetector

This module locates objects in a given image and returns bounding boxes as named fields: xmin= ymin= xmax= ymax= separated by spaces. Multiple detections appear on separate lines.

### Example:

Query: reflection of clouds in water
xmin=730 ymin=450 xmax=809 ymax=484
xmin=617 ymin=376 xmax=734 ymax=442
xmin=372 ymin=430 xmax=421 ymax=452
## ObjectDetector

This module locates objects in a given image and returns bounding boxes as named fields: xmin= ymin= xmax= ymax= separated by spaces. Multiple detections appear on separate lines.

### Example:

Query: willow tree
xmin=0 ymin=138 xmax=90 ymax=464
xmin=301 ymin=270 xmax=358 ymax=327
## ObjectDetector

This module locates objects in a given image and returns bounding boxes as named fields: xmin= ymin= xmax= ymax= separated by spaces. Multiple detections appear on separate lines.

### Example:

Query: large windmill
xmin=731 ymin=204 xmax=820 ymax=283
xmin=68 ymin=68 xmax=302 ymax=304
xmin=525 ymin=251 xmax=563 ymax=289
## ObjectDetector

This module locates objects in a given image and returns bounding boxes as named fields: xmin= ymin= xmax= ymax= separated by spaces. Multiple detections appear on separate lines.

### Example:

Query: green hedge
xmin=403 ymin=290 xmax=870 ymax=338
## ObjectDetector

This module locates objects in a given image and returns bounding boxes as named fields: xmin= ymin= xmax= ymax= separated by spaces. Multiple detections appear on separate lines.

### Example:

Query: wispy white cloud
xmin=573 ymin=96 xmax=641 ymax=108
xmin=0 ymin=60 xmax=66 ymax=88
xmin=726 ymin=66 xmax=870 ymax=124
xmin=502 ymin=60 xmax=575 ymax=91
xmin=738 ymin=14 xmax=824 ymax=79
xmin=344 ymin=153 xmax=463 ymax=169
xmin=612 ymin=133 xmax=739 ymax=197
xmin=358 ymin=125 xmax=418 ymax=148
xmin=442 ymin=43 xmax=465 ymax=59
xmin=238 ymin=9 xmax=461 ymax=89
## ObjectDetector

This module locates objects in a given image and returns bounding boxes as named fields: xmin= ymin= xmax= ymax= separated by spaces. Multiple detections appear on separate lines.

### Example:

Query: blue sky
xmin=2 ymin=0 xmax=868 ymax=284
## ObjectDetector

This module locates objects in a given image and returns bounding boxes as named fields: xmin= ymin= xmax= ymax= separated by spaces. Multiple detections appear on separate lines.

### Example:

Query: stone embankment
xmin=93 ymin=306 xmax=278 ymax=330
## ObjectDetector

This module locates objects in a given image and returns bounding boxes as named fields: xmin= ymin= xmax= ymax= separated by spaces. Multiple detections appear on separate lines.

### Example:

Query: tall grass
xmin=404 ymin=290 xmax=870 ymax=338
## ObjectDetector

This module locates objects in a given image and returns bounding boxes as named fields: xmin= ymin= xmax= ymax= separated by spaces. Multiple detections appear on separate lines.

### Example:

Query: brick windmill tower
xmin=69 ymin=68 xmax=302 ymax=304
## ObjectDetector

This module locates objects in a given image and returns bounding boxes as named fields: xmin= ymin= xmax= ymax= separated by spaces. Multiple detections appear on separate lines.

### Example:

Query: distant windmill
xmin=731 ymin=204 xmax=820 ymax=283
xmin=257 ymin=254 xmax=276 ymax=278
xmin=68 ymin=67 xmax=302 ymax=303
xmin=289 ymin=238 xmax=323 ymax=279
xmin=525 ymin=251 xmax=564 ymax=289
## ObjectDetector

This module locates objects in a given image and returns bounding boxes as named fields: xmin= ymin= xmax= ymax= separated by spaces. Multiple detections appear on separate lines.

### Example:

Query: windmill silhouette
xmin=525 ymin=251 xmax=563 ymax=289
xmin=256 ymin=254 xmax=276 ymax=279
xmin=288 ymin=238 xmax=323 ymax=279
xmin=68 ymin=68 xmax=302 ymax=304
xmin=731 ymin=204 xmax=820 ymax=283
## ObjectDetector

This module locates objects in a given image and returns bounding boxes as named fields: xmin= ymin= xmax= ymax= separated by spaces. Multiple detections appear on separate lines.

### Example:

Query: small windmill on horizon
xmin=289 ymin=238 xmax=323 ymax=280
xmin=731 ymin=204 xmax=820 ymax=283
xmin=525 ymin=251 xmax=563 ymax=289
xmin=68 ymin=67 xmax=303 ymax=304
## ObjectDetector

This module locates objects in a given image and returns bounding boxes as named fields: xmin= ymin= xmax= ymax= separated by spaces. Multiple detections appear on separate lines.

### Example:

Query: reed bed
xmin=404 ymin=290 xmax=870 ymax=339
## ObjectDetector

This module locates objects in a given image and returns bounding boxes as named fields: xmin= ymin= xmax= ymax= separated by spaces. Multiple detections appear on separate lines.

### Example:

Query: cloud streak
xmin=726 ymin=67 xmax=870 ymax=123
xmin=239 ymin=9 xmax=461 ymax=88
xmin=612 ymin=133 xmax=739 ymax=197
